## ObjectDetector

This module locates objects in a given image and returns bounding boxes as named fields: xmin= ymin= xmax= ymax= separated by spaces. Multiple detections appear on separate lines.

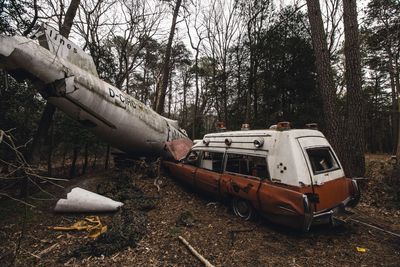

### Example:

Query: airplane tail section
xmin=36 ymin=24 xmax=99 ymax=77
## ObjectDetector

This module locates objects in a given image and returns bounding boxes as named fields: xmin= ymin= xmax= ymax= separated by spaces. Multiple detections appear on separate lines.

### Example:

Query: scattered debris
xmin=54 ymin=187 xmax=123 ymax=213
xmin=228 ymin=227 xmax=256 ymax=246
xmin=356 ymin=247 xmax=367 ymax=253
xmin=96 ymin=171 xmax=158 ymax=211
xmin=52 ymin=216 xmax=107 ymax=239
xmin=206 ymin=202 xmax=218 ymax=208
xmin=64 ymin=209 xmax=147 ymax=259
xmin=178 ymin=236 xmax=214 ymax=267
xmin=37 ymin=243 xmax=60 ymax=258
xmin=176 ymin=211 xmax=195 ymax=227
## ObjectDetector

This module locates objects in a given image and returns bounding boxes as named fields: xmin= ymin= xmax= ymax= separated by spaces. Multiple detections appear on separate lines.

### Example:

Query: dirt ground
xmin=0 ymin=154 xmax=399 ymax=266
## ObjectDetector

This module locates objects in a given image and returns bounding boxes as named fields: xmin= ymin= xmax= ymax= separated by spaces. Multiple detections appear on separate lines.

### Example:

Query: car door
xmin=222 ymin=153 xmax=266 ymax=209
xmin=258 ymin=180 xmax=309 ymax=230
xmin=194 ymin=151 xmax=224 ymax=195
xmin=172 ymin=150 xmax=199 ymax=187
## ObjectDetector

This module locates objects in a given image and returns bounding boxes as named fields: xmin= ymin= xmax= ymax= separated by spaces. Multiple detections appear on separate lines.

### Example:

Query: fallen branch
xmin=0 ymin=128 xmax=64 ymax=207
xmin=349 ymin=218 xmax=400 ymax=239
xmin=178 ymin=236 xmax=214 ymax=267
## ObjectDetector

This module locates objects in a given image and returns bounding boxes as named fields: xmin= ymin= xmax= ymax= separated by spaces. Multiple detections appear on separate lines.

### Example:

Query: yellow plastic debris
xmin=52 ymin=216 xmax=107 ymax=238
xmin=356 ymin=247 xmax=367 ymax=253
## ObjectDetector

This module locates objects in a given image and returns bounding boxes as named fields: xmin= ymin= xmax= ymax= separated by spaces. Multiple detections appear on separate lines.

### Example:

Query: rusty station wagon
xmin=163 ymin=123 xmax=360 ymax=231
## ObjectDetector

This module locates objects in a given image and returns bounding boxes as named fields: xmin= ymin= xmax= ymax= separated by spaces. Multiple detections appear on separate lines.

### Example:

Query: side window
xmin=199 ymin=151 xmax=224 ymax=172
xmin=225 ymin=153 xmax=270 ymax=179
xmin=306 ymin=147 xmax=339 ymax=174
xmin=185 ymin=150 xmax=199 ymax=166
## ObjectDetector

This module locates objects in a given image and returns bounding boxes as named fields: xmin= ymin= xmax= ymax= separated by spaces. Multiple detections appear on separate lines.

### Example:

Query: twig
xmin=24 ymin=249 xmax=41 ymax=259
xmin=11 ymin=204 xmax=28 ymax=266
xmin=228 ymin=227 xmax=256 ymax=246
xmin=349 ymin=218 xmax=400 ymax=239
xmin=178 ymin=236 xmax=214 ymax=267
xmin=1 ymin=128 xmax=64 ymax=208
xmin=0 ymin=193 xmax=36 ymax=208
xmin=36 ymin=243 xmax=59 ymax=258
xmin=153 ymin=178 xmax=161 ymax=192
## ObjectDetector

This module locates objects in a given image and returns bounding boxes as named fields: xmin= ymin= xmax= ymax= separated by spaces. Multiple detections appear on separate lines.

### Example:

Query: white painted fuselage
xmin=0 ymin=34 xmax=189 ymax=159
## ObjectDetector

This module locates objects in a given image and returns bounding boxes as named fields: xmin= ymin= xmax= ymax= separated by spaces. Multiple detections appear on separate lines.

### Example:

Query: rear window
xmin=306 ymin=147 xmax=340 ymax=174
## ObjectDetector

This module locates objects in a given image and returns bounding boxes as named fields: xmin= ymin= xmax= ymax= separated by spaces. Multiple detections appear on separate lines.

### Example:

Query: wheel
xmin=232 ymin=197 xmax=255 ymax=220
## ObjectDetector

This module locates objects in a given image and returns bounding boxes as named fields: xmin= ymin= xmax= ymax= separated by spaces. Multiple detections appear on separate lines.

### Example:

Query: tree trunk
xmin=60 ymin=0 xmax=81 ymax=37
xmin=28 ymin=0 xmax=81 ymax=164
xmin=28 ymin=104 xmax=56 ymax=164
xmin=70 ymin=146 xmax=80 ymax=178
xmin=246 ymin=43 xmax=253 ymax=124
xmin=92 ymin=151 xmax=97 ymax=169
xmin=192 ymin=49 xmax=200 ymax=138
xmin=104 ymin=144 xmax=110 ymax=170
xmin=305 ymin=0 xmax=343 ymax=167
xmin=342 ymin=0 xmax=365 ymax=177
xmin=168 ymin=71 xmax=173 ymax=117
xmin=394 ymin=59 xmax=400 ymax=163
xmin=47 ymin=121 xmax=54 ymax=176
xmin=155 ymin=0 xmax=182 ymax=114
xmin=82 ymin=142 xmax=89 ymax=175
xmin=222 ymin=62 xmax=228 ymax=129
xmin=387 ymin=52 xmax=399 ymax=154
xmin=61 ymin=146 xmax=67 ymax=175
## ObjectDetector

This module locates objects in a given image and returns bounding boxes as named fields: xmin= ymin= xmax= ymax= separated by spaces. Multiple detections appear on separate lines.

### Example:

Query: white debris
xmin=54 ymin=187 xmax=123 ymax=213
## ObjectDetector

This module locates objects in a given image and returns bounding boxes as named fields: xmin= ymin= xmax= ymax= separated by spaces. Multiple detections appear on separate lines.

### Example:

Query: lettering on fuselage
xmin=169 ymin=127 xmax=185 ymax=141
xmin=108 ymin=88 xmax=136 ymax=109
xmin=48 ymin=29 xmax=78 ymax=54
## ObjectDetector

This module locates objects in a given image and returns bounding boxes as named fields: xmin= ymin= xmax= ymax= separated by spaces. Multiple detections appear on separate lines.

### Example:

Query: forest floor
xmin=0 ymin=154 xmax=399 ymax=266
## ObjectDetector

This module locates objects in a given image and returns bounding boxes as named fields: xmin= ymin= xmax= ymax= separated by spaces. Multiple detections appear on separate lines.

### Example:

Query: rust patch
xmin=242 ymin=183 xmax=253 ymax=193
xmin=231 ymin=182 xmax=240 ymax=193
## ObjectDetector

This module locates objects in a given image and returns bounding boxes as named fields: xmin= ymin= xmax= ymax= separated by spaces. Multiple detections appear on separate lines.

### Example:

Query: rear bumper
xmin=303 ymin=181 xmax=360 ymax=231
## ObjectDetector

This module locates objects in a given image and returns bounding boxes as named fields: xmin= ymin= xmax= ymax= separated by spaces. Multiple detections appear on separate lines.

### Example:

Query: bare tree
xmin=203 ymin=0 xmax=240 ymax=128
xmin=239 ymin=0 xmax=270 ymax=125
xmin=184 ymin=0 xmax=206 ymax=138
xmin=154 ymin=0 xmax=183 ymax=115
xmin=28 ymin=0 xmax=81 ymax=165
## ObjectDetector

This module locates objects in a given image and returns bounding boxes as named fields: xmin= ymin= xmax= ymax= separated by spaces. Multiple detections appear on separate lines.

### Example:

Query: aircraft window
xmin=306 ymin=147 xmax=339 ymax=174
xmin=199 ymin=151 xmax=224 ymax=172
xmin=225 ymin=153 xmax=269 ymax=179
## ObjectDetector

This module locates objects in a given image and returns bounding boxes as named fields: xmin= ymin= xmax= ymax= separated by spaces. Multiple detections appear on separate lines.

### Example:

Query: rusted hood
xmin=165 ymin=138 xmax=193 ymax=161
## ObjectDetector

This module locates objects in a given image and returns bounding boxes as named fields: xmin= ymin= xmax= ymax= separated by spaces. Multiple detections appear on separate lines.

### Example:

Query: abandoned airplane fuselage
xmin=0 ymin=26 xmax=190 ymax=159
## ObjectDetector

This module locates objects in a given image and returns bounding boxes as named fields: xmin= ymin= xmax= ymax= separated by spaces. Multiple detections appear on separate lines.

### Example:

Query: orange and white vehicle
xmin=163 ymin=123 xmax=360 ymax=231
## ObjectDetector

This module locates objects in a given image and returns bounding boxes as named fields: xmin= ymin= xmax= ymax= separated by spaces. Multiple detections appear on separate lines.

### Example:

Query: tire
xmin=232 ymin=197 xmax=255 ymax=221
